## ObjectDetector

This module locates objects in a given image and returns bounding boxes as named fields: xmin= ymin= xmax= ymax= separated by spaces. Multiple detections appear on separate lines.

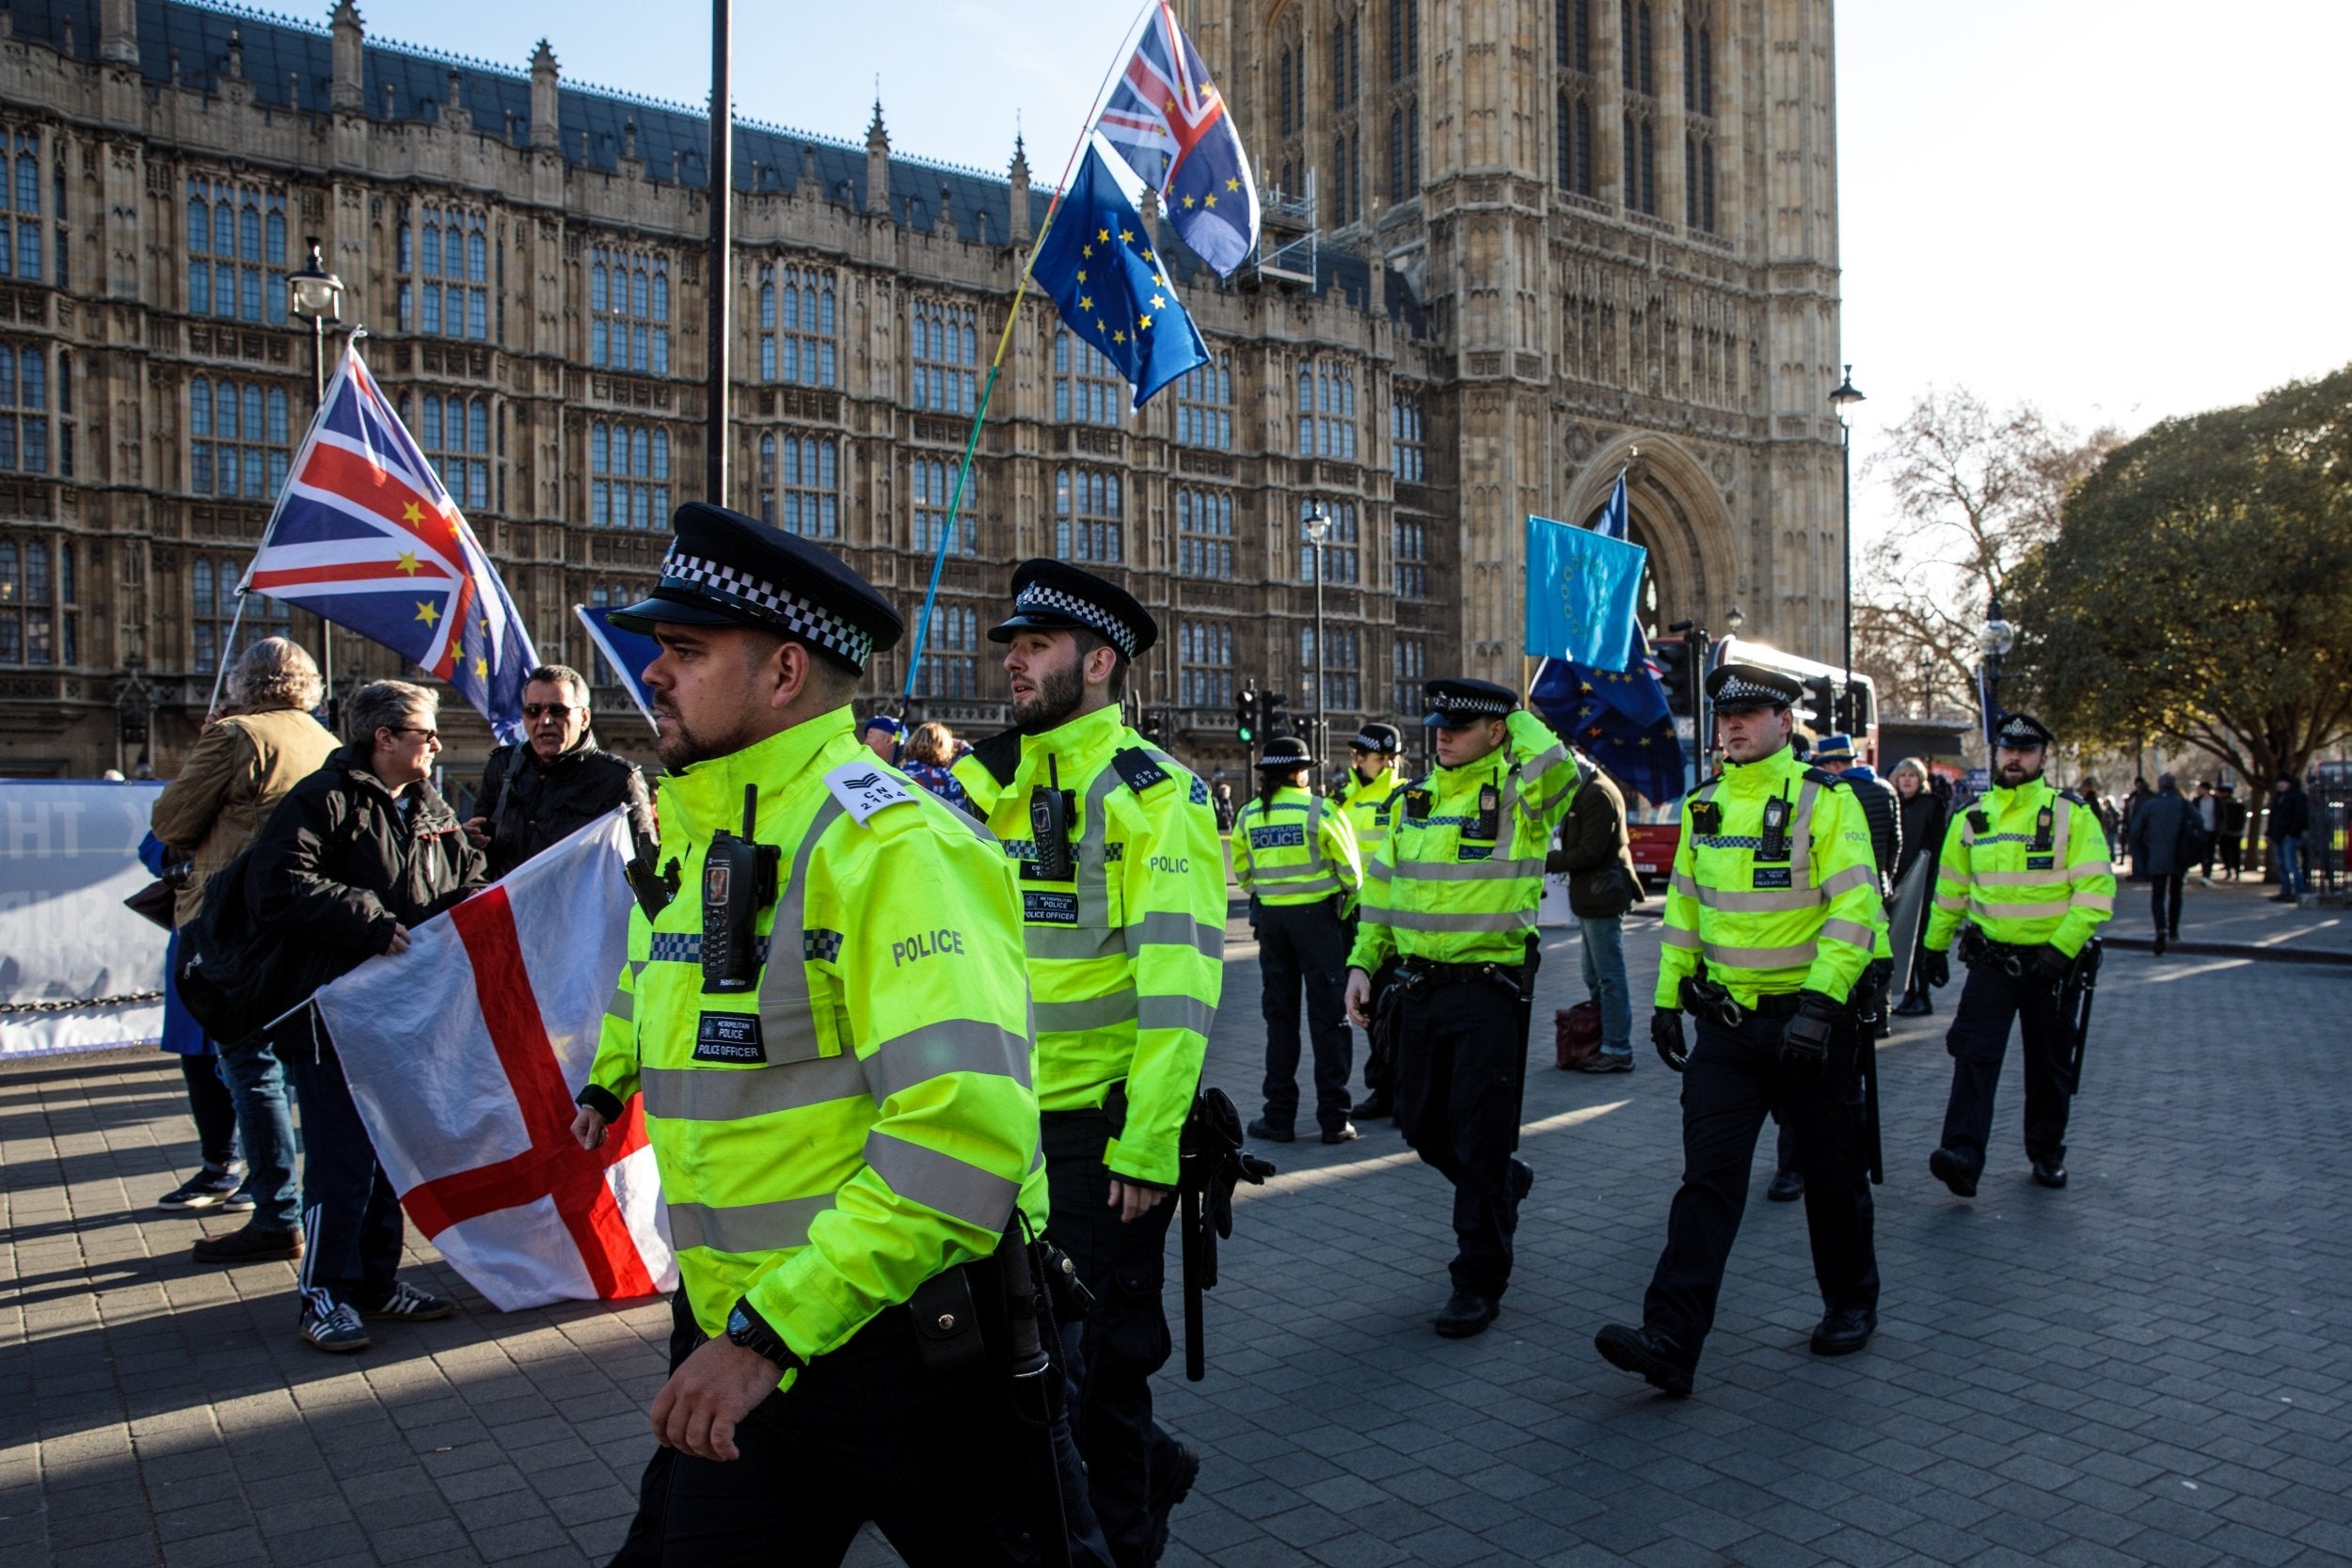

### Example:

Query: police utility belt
xmin=1678 ymin=970 xmax=1805 ymax=1028
xmin=1398 ymin=957 xmax=1527 ymax=1001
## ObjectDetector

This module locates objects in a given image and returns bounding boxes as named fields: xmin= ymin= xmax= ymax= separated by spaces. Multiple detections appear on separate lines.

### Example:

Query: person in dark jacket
xmin=1890 ymin=758 xmax=1949 ymax=1017
xmin=1766 ymin=734 xmax=1900 ymax=1200
xmin=2126 ymin=773 xmax=2197 ymax=953
xmin=246 ymin=679 xmax=488 ymax=1354
xmin=1546 ymin=757 xmax=1643 ymax=1070
xmin=2268 ymin=775 xmax=2312 ymax=901
xmin=465 ymin=664 xmax=653 ymax=879
xmin=2214 ymin=784 xmax=2249 ymax=880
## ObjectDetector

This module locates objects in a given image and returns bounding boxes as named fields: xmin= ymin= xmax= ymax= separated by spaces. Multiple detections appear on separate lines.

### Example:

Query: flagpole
xmin=900 ymin=0 xmax=1160 ymax=705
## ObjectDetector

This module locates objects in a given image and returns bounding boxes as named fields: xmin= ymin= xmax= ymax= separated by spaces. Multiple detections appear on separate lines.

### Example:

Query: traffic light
xmin=1235 ymin=686 xmax=1259 ymax=743
xmin=1652 ymin=641 xmax=1693 ymax=717
xmin=1263 ymin=690 xmax=1293 ymax=738
xmin=1803 ymin=676 xmax=1836 ymax=737
xmin=1139 ymin=709 xmax=1168 ymax=747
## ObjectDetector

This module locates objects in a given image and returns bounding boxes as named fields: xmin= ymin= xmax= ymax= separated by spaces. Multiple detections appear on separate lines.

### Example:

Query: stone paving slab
xmin=2099 ymin=876 xmax=2352 ymax=960
xmin=7 ymin=920 xmax=2350 ymax=1566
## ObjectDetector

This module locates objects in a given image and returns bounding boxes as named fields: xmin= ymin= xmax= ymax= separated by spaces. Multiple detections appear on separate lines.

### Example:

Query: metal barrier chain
xmin=0 ymin=991 xmax=167 ymax=1014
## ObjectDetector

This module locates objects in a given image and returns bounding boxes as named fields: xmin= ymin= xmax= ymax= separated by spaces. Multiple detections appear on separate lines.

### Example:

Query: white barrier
xmin=0 ymin=782 xmax=168 ymax=1058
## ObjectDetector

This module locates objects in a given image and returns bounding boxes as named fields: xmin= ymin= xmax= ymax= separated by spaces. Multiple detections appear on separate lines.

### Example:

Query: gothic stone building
xmin=0 ymin=0 xmax=1844 ymax=786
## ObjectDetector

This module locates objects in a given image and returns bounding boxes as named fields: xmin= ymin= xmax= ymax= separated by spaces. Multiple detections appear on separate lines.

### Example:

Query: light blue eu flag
xmin=1524 ymin=512 xmax=1646 ymax=671
xmin=1032 ymin=146 xmax=1210 ymax=412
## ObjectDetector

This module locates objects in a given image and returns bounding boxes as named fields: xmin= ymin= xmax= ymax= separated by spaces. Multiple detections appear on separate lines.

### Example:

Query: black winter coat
xmin=1897 ymin=787 xmax=1948 ymax=883
xmin=2127 ymin=791 xmax=2198 ymax=878
xmin=2270 ymin=785 xmax=2312 ymax=839
xmin=1548 ymin=764 xmax=1644 ymax=919
xmin=245 ymin=743 xmax=488 ymax=1011
xmin=477 ymin=736 xmax=654 ymax=879
xmin=1841 ymin=769 xmax=1902 ymax=886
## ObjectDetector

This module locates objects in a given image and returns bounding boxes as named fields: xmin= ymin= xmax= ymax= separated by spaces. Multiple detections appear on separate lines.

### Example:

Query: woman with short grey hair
xmin=150 ymin=636 xmax=342 ymax=1259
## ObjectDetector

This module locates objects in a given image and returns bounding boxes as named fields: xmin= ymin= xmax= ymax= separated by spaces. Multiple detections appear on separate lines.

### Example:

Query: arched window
xmin=1055 ymin=330 xmax=1124 ymax=427
xmin=588 ymin=243 xmax=670 ymax=372
xmin=1174 ymin=354 xmax=1234 ymax=450
xmin=911 ymin=300 xmax=980 ymax=414
xmin=912 ymin=456 xmax=978 ymax=556
xmin=773 ymin=435 xmax=838 ymax=538
xmin=758 ymin=261 xmax=838 ymax=387
xmin=186 ymin=374 xmax=291 ymax=499
xmin=422 ymin=394 xmax=492 ymax=511
xmin=590 ymin=420 xmax=674 ymax=530
xmin=185 ymin=175 xmax=287 ymax=325
xmin=1279 ymin=49 xmax=1295 ymax=137
xmin=404 ymin=203 xmax=490 ymax=341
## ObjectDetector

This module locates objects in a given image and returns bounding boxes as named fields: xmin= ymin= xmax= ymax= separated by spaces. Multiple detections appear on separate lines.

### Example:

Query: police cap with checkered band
xmin=1352 ymin=722 xmax=1404 ymax=755
xmin=1705 ymin=661 xmax=1806 ymax=714
xmin=1994 ymin=711 xmax=2055 ymax=749
xmin=1422 ymin=678 xmax=1520 ymax=726
xmin=609 ymin=502 xmax=904 ymax=673
xmin=987 ymin=559 xmax=1158 ymax=658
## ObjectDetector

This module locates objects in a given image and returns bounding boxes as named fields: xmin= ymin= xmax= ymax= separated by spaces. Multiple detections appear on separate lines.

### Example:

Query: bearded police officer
xmin=1594 ymin=663 xmax=1886 ymax=1398
xmin=965 ymin=560 xmax=1227 ymax=1568
xmin=1336 ymin=722 xmax=1408 ymax=1118
xmin=1232 ymin=735 xmax=1363 ymax=1146
xmin=1922 ymin=712 xmax=2115 ymax=1196
xmin=1343 ymin=678 xmax=1586 ymax=1338
xmin=573 ymin=506 xmax=1098 ymax=1566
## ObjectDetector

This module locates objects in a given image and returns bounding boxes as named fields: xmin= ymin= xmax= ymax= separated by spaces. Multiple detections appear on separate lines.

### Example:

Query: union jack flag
xmin=242 ymin=348 xmax=538 ymax=743
xmin=1095 ymin=2 xmax=1261 ymax=277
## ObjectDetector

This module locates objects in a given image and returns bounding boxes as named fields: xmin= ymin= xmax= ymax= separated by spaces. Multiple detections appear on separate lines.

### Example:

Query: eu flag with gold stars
xmin=1033 ymin=145 xmax=1209 ymax=412
xmin=1529 ymin=626 xmax=1688 ymax=804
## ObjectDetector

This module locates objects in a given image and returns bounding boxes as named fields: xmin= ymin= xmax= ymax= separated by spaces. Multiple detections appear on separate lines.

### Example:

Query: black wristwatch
xmin=724 ymin=1298 xmax=803 ymax=1375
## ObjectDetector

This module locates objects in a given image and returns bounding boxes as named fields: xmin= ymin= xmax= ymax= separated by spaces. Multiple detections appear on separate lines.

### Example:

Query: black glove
xmin=1777 ymin=990 xmax=1843 ymax=1071
xmin=2027 ymin=944 xmax=2073 ymax=987
xmin=1922 ymin=949 xmax=1950 ymax=989
xmin=1650 ymin=1007 xmax=1688 ymax=1072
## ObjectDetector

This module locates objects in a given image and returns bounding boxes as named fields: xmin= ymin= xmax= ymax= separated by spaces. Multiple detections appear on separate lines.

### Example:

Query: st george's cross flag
xmin=1094 ymin=1 xmax=1262 ymax=277
xmin=311 ymin=812 xmax=675 ymax=1310
xmin=243 ymin=347 xmax=538 ymax=743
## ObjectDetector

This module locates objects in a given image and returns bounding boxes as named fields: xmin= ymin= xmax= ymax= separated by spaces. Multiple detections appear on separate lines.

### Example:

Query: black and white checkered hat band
xmin=661 ymin=550 xmax=873 ymax=666
xmin=1354 ymin=731 xmax=1393 ymax=752
xmin=1713 ymin=674 xmax=1789 ymax=705
xmin=1433 ymin=694 xmax=1512 ymax=717
xmin=1015 ymin=583 xmax=1137 ymax=657
xmin=1997 ymin=718 xmax=2045 ymax=743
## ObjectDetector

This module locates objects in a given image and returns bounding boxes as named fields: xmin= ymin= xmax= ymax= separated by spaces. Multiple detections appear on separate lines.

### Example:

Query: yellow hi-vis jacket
xmin=1346 ymin=710 xmax=1587 ymax=971
xmin=977 ymin=703 xmax=1226 ymax=1189
xmin=1335 ymin=767 xmax=1406 ymax=866
xmin=585 ymin=708 xmax=1046 ymax=1359
xmin=1924 ymin=779 xmax=2115 ymax=957
xmin=1232 ymin=784 xmax=1362 ymax=911
xmin=1655 ymin=744 xmax=1885 ymax=1007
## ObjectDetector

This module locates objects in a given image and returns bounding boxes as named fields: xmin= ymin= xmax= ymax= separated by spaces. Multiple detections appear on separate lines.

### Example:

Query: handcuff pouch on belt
xmin=1679 ymin=962 xmax=1747 ymax=1029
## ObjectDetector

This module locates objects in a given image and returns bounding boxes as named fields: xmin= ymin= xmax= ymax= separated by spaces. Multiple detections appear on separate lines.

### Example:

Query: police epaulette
xmin=968 ymin=727 xmax=1023 ymax=786
xmin=1113 ymin=747 xmax=1171 ymax=793
xmin=1803 ymin=766 xmax=1847 ymax=788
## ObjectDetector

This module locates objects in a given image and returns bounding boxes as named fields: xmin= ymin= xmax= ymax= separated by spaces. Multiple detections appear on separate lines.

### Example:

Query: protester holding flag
xmin=573 ymin=505 xmax=1102 ymax=1566
xmin=465 ymin=663 xmax=652 ymax=880
xmin=246 ymin=679 xmax=488 ymax=1352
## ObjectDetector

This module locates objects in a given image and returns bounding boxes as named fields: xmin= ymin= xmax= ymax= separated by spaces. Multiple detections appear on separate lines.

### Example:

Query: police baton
xmin=2058 ymin=939 xmax=2104 ymax=1094
xmin=1176 ymin=1087 xmax=1274 ymax=1383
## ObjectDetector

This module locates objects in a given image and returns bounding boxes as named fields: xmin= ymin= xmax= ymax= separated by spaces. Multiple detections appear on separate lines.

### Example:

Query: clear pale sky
xmin=353 ymin=0 xmax=2352 ymax=545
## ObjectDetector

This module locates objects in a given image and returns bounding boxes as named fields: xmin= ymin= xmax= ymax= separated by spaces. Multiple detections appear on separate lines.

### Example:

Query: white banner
xmin=0 ymin=782 xmax=168 ymax=1058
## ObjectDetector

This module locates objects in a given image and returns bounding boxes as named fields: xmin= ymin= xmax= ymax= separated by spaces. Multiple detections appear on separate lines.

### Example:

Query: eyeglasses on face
xmin=389 ymin=725 xmax=440 ymax=745
xmin=522 ymin=703 xmax=579 ymax=721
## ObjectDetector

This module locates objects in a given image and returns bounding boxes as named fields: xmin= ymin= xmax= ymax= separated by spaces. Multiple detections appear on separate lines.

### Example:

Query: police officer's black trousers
xmin=1391 ymin=978 xmax=1527 ymax=1303
xmin=1939 ymin=962 xmax=2072 ymax=1175
xmin=1642 ymin=1010 xmax=1878 ymax=1364
xmin=1043 ymin=1102 xmax=1181 ymax=1568
xmin=1257 ymin=899 xmax=1354 ymax=1134
xmin=655 ymin=1306 xmax=1048 ymax=1567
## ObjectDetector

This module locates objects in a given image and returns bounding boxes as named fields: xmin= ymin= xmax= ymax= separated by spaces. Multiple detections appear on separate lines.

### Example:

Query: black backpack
xmin=174 ymin=846 xmax=294 ymax=1049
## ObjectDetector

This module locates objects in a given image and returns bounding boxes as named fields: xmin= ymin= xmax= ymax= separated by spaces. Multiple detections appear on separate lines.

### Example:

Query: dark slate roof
xmin=2 ymin=0 xmax=1419 ymax=325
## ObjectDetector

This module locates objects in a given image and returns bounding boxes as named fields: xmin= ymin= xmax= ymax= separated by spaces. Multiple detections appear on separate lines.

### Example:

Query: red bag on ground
xmin=1555 ymin=1000 xmax=1602 ymax=1069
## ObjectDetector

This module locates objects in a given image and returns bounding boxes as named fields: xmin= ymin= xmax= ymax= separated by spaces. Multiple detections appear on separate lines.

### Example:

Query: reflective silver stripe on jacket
xmin=666 ymin=1194 xmax=834 ymax=1256
xmin=1034 ymin=990 xmax=1139 ymax=1035
xmin=1136 ymin=993 xmax=1216 ymax=1036
xmin=1381 ymin=905 xmax=1538 ymax=934
xmin=1133 ymin=911 xmax=1224 ymax=957
xmin=754 ymin=798 xmax=847 ymax=1061
xmin=1702 ymin=940 xmax=1820 ymax=969
xmin=1388 ymin=856 xmax=1546 ymax=882
xmin=864 ymin=1131 xmax=1020 ymax=1230
xmin=639 ymin=1019 xmax=1031 ymax=1126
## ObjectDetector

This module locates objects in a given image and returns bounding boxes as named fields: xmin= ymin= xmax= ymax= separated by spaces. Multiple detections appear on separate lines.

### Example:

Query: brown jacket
xmin=1546 ymin=761 xmax=1645 ymax=919
xmin=151 ymin=705 xmax=340 ymax=927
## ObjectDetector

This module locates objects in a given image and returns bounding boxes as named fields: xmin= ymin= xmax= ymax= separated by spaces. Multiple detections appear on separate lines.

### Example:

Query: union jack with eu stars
xmin=243 ymin=347 xmax=539 ymax=742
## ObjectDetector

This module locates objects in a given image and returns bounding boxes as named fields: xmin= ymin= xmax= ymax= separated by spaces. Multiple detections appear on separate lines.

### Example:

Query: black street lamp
xmin=1979 ymin=591 xmax=2015 ymax=759
xmin=1304 ymin=500 xmax=1330 ymax=767
xmin=1829 ymin=365 xmax=1865 ymax=679
xmin=287 ymin=239 xmax=347 ymax=722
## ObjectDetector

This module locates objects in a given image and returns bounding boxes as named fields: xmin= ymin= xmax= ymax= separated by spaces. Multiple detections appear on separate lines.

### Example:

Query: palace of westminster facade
xmin=0 ymin=0 xmax=1847 ymax=782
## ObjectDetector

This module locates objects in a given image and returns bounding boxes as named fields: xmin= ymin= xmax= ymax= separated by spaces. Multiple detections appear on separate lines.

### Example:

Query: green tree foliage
xmin=2010 ymin=368 xmax=2352 ymax=785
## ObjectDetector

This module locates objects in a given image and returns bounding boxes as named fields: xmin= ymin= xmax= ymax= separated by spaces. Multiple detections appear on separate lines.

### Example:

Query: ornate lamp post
xmin=1829 ymin=365 xmax=1865 ymax=679
xmin=1979 ymin=592 xmax=2015 ymax=762
xmin=286 ymin=240 xmax=346 ymax=722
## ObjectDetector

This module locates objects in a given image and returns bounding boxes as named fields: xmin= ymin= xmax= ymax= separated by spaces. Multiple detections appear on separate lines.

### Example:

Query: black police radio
xmin=701 ymin=784 xmax=780 ymax=993
xmin=1026 ymin=757 xmax=1077 ymax=882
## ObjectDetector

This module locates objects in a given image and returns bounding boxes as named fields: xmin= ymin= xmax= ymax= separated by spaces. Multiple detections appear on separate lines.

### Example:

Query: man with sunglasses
xmin=466 ymin=664 xmax=654 ymax=880
xmin=1594 ymin=663 xmax=1885 ymax=1397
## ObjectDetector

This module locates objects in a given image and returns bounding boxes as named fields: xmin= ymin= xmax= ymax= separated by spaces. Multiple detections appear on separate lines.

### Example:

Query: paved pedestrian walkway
xmin=7 ymin=922 xmax=2350 ymax=1566
xmin=2103 ymin=873 xmax=2352 ymax=960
